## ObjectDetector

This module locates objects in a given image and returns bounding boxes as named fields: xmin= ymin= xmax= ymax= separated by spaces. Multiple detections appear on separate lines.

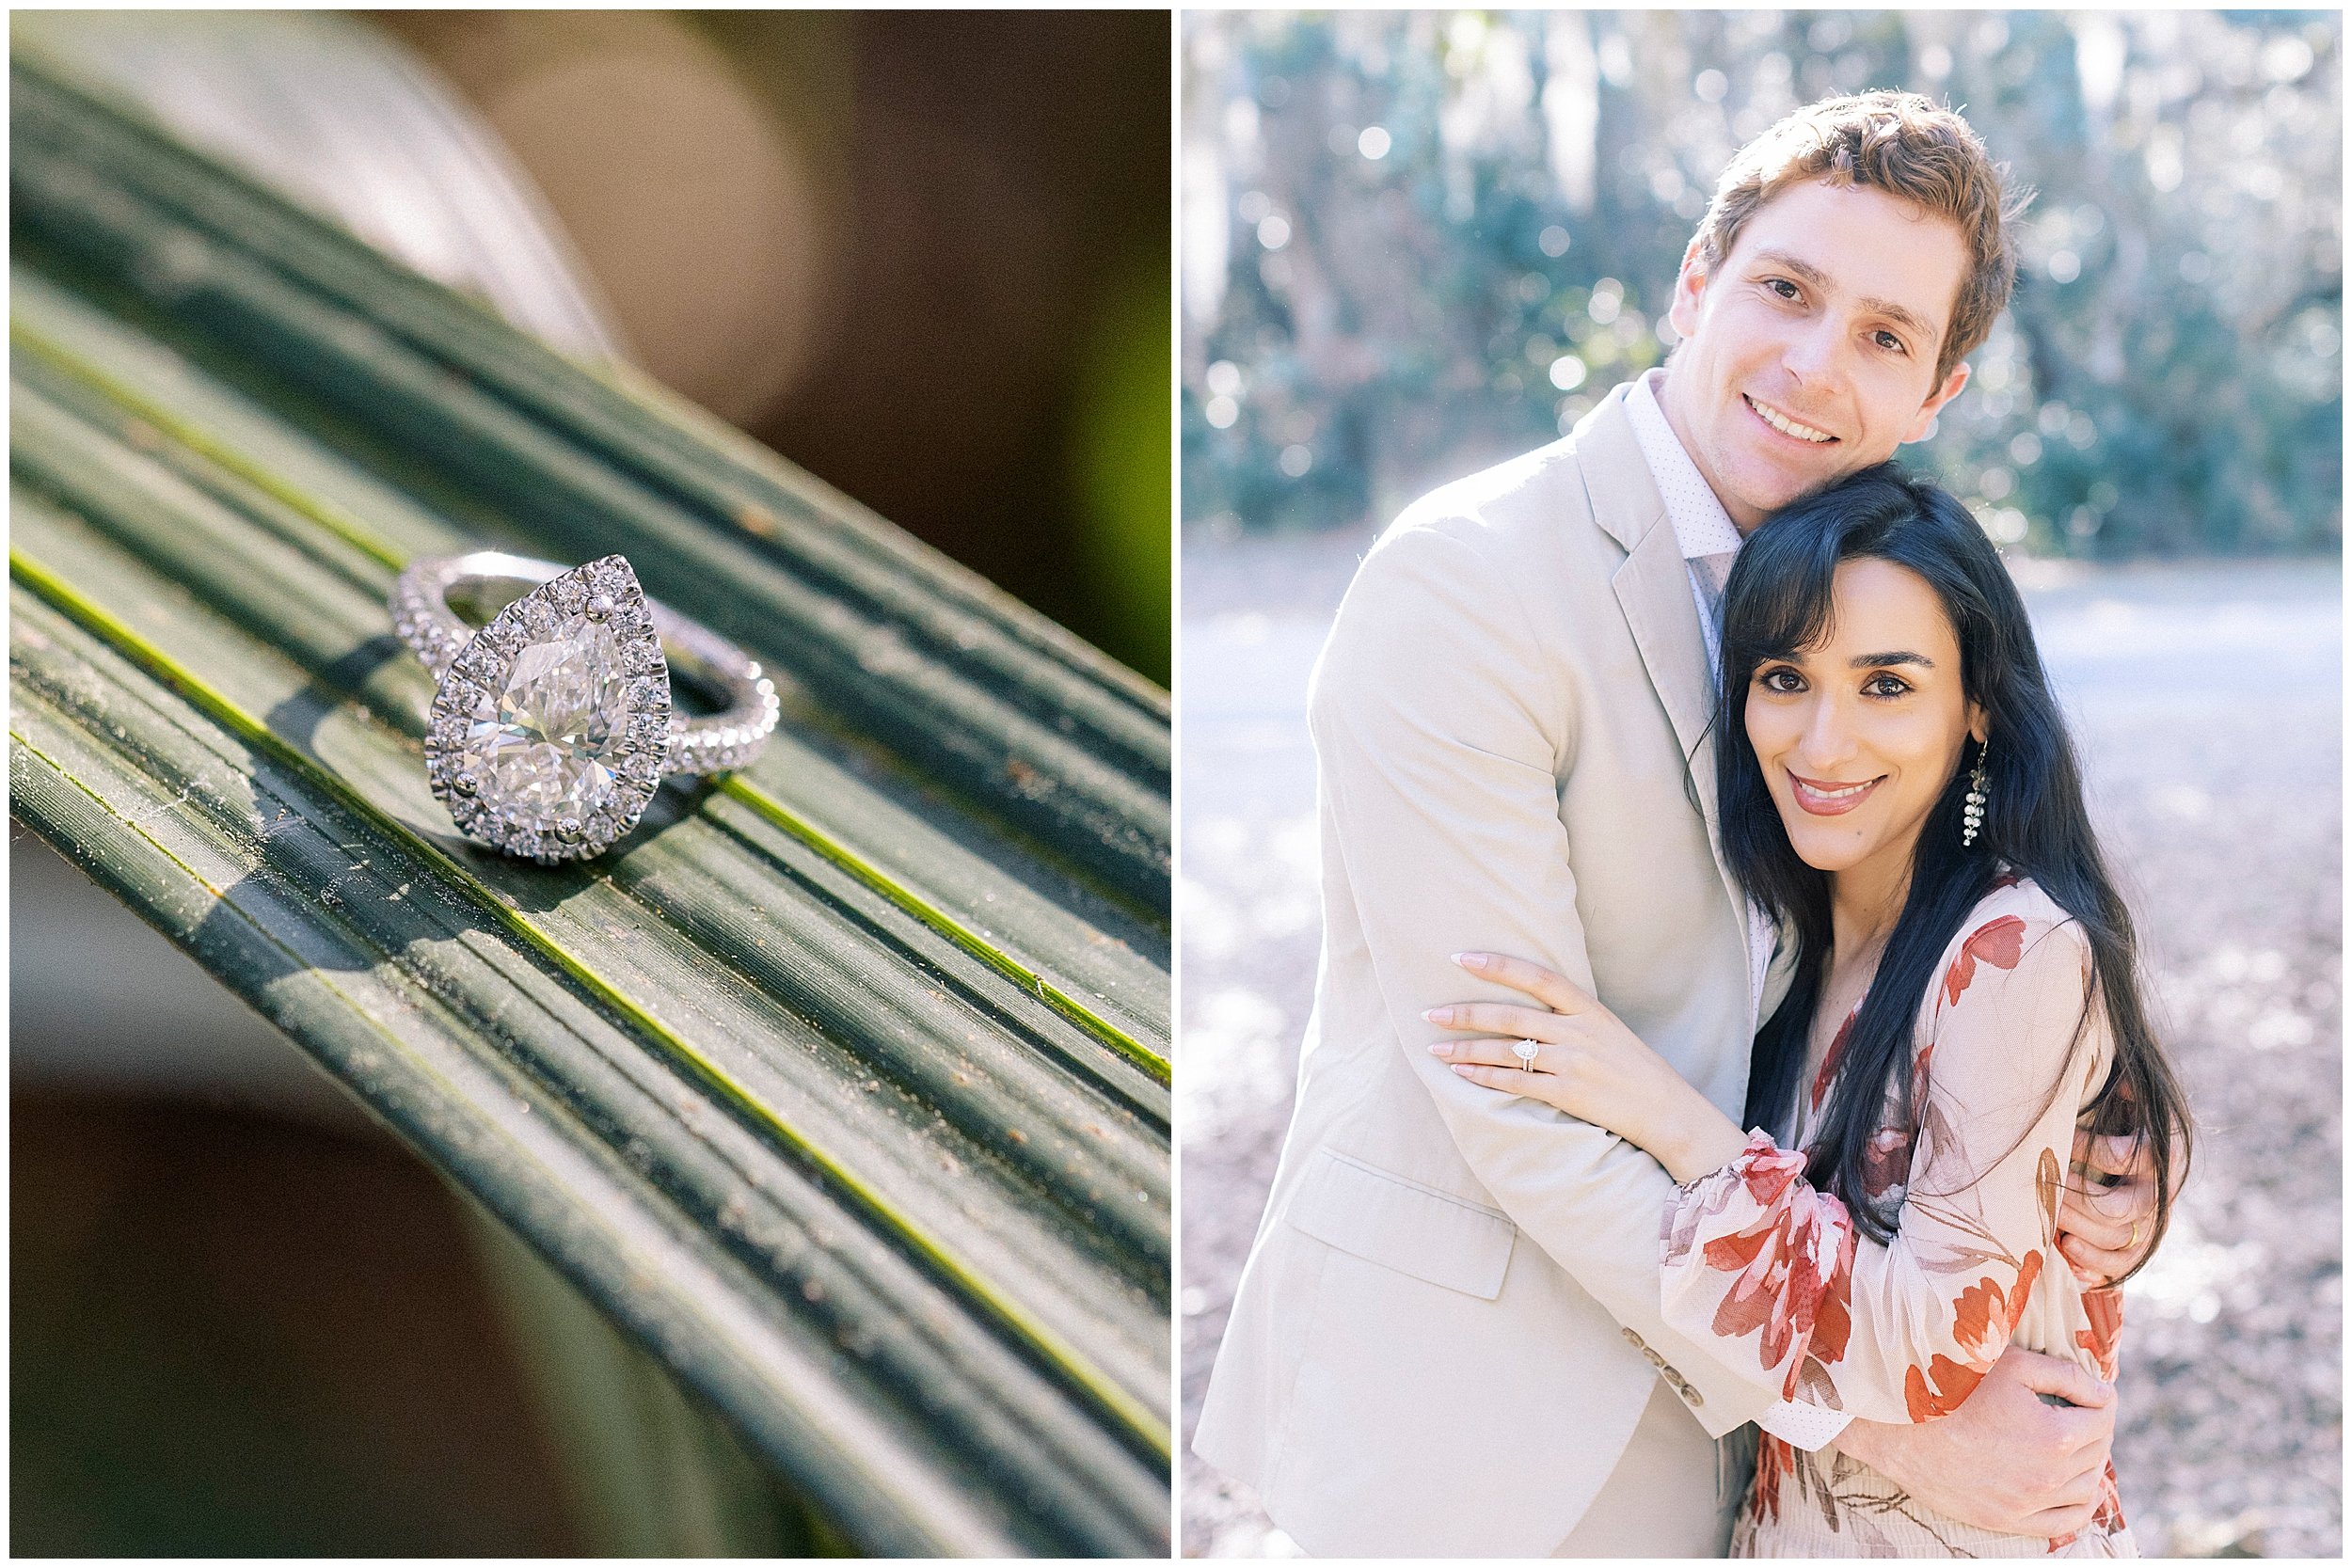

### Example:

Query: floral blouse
xmin=1661 ymin=877 xmax=2136 ymax=1558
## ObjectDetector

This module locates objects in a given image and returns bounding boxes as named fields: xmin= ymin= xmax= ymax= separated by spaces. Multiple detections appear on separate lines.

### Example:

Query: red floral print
xmin=1941 ymin=914 xmax=2026 ymax=1006
xmin=2091 ymin=1464 xmax=2127 ymax=1531
xmin=1860 ymin=1124 xmax=1914 ymax=1201
xmin=2076 ymin=1287 xmax=2124 ymax=1382
xmin=1749 ymin=1433 xmax=1790 ymax=1528
xmin=2049 ymin=1460 xmax=2129 ymax=1551
xmin=1952 ymin=1249 xmax=2043 ymax=1360
xmin=1901 ymin=1352 xmax=1986 ymax=1420
xmin=1661 ymin=879 xmax=2135 ymax=1555
xmin=1810 ymin=1008 xmax=1857 ymax=1113
xmin=1700 ymin=1134 xmax=1858 ymax=1400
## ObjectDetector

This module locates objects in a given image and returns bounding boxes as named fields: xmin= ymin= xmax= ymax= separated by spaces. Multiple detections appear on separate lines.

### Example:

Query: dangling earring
xmin=1961 ymin=736 xmax=1990 ymax=848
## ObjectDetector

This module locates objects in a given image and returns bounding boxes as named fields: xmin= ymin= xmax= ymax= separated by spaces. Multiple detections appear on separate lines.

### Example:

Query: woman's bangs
xmin=1729 ymin=523 xmax=1845 ymax=673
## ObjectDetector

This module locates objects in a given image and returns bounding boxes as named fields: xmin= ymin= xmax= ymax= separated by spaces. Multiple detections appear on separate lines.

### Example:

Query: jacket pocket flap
xmin=1287 ymin=1148 xmax=1516 ymax=1300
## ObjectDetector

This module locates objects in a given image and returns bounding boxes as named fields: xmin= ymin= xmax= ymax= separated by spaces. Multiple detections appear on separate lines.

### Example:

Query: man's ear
xmin=1900 ymin=360 xmax=1972 ymax=444
xmin=1666 ymin=237 xmax=1710 ymax=341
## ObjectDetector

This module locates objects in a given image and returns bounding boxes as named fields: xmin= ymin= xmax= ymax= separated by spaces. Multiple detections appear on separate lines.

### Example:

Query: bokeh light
xmin=1181 ymin=10 xmax=2341 ymax=562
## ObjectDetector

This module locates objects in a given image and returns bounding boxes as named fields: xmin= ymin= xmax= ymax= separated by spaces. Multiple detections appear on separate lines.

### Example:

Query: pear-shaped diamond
xmin=469 ymin=611 xmax=634 ymax=820
xmin=424 ymin=556 xmax=672 ymax=861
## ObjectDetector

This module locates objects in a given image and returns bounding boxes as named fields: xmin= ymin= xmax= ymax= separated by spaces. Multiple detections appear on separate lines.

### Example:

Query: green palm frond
xmin=9 ymin=55 xmax=1168 ymax=1558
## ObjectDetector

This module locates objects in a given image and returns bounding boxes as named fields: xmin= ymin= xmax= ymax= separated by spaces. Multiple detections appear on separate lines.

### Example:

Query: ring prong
xmin=584 ymin=594 xmax=614 ymax=622
xmin=556 ymin=817 xmax=584 ymax=843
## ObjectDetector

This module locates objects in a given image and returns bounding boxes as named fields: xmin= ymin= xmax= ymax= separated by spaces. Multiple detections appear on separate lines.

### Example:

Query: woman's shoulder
xmin=1917 ymin=874 xmax=2109 ymax=1123
xmin=1930 ymin=872 xmax=2091 ymax=1014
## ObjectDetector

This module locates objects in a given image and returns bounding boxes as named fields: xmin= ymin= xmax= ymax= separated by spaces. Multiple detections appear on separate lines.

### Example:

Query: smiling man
xmin=1195 ymin=93 xmax=2162 ymax=1557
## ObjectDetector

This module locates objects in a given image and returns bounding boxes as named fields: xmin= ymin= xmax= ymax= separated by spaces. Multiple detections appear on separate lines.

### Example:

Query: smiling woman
xmin=1745 ymin=554 xmax=1985 ymax=896
xmin=1685 ymin=460 xmax=2195 ymax=1555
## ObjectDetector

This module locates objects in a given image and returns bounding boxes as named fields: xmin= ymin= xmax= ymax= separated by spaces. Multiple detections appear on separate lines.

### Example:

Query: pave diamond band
xmin=390 ymin=551 xmax=780 ymax=862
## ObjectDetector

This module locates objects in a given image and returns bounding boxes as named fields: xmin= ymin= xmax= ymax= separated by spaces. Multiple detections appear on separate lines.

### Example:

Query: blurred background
xmin=384 ymin=8 xmax=1172 ymax=688
xmin=1183 ymin=8 xmax=2337 ymax=559
xmin=13 ymin=8 xmax=1167 ymax=1554
xmin=1179 ymin=10 xmax=2340 ymax=1559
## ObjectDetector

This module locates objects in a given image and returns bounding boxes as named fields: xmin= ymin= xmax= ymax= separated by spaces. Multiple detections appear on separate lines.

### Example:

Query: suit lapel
xmin=1579 ymin=390 xmax=1741 ymax=920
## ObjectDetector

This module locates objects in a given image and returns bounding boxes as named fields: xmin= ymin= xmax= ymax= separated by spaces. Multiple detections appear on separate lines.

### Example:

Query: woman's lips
xmin=1788 ymin=769 xmax=1884 ymax=816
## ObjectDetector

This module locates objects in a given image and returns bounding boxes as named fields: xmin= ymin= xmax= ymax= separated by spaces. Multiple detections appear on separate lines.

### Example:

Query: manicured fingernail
xmin=1454 ymin=952 xmax=1487 ymax=970
xmin=1422 ymin=1006 xmax=1452 ymax=1023
xmin=1450 ymin=1064 xmax=1474 ymax=1077
xmin=1427 ymin=1041 xmax=1453 ymax=1056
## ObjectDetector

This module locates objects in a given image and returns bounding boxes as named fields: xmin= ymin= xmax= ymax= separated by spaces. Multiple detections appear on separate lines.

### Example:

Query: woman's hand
xmin=1423 ymin=951 xmax=1750 ymax=1184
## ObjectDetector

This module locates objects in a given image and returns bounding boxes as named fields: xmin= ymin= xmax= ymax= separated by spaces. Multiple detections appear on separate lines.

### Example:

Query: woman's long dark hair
xmin=1718 ymin=464 xmax=2188 ymax=1272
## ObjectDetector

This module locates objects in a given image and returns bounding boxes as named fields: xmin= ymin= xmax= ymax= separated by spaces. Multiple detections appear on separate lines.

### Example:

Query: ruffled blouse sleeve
xmin=1659 ymin=907 xmax=2108 ymax=1424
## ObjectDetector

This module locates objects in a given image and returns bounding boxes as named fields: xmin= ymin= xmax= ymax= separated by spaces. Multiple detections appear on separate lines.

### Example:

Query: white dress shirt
xmin=1622 ymin=369 xmax=1776 ymax=1024
xmin=1622 ymin=369 xmax=1853 ymax=1454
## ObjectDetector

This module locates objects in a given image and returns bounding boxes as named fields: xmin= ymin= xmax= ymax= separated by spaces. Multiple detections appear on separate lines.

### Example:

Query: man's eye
xmin=1875 ymin=330 xmax=1907 ymax=354
xmin=1767 ymin=278 xmax=1801 ymax=301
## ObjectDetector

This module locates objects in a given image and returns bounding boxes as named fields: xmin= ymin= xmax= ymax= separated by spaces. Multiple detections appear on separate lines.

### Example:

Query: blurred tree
xmin=1183 ymin=9 xmax=2341 ymax=559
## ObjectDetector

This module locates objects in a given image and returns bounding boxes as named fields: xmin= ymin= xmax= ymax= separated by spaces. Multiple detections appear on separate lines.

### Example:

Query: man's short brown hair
xmin=1693 ymin=91 xmax=2030 ymax=385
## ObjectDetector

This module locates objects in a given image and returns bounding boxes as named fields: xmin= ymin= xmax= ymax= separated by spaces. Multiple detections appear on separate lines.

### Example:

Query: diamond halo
xmin=421 ymin=555 xmax=674 ymax=863
xmin=394 ymin=550 xmax=781 ymax=863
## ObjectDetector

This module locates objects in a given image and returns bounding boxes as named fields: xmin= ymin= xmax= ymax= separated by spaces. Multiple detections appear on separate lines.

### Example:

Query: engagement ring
xmin=390 ymin=551 xmax=780 ymax=863
xmin=1513 ymin=1038 xmax=1541 ymax=1073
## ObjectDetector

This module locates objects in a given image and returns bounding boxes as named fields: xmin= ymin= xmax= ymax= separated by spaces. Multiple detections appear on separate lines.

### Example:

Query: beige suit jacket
xmin=1193 ymin=386 xmax=1798 ymax=1558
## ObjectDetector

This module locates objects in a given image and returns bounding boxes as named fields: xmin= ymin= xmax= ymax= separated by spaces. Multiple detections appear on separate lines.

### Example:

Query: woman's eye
xmin=1758 ymin=668 xmax=1804 ymax=692
xmin=1863 ymin=673 xmax=1911 ymax=697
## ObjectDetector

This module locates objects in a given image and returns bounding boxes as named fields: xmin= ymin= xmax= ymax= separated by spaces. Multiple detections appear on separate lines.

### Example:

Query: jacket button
xmin=1679 ymin=1384 xmax=1705 ymax=1408
xmin=1643 ymin=1348 xmax=1665 ymax=1368
xmin=1662 ymin=1367 xmax=1689 ymax=1389
xmin=1621 ymin=1326 xmax=1644 ymax=1348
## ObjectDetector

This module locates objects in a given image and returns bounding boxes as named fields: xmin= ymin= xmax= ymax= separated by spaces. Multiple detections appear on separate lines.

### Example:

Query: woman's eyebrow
xmin=1849 ymin=651 xmax=1935 ymax=670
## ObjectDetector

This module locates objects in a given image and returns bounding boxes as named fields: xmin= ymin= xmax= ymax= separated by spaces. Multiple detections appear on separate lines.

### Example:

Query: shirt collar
xmin=1625 ymin=368 xmax=1745 ymax=564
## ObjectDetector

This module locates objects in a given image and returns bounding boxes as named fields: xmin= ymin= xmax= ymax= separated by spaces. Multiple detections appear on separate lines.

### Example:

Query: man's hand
xmin=1831 ymin=1347 xmax=2116 ymax=1537
xmin=2057 ymin=1130 xmax=2167 ymax=1286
